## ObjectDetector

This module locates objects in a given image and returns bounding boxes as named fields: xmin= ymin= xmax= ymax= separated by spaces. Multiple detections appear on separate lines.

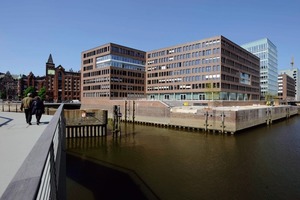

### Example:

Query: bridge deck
xmin=0 ymin=112 xmax=53 ymax=197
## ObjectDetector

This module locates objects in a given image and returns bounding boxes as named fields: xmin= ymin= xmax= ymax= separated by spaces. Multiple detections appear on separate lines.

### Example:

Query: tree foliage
xmin=38 ymin=87 xmax=46 ymax=100
xmin=0 ymin=91 xmax=5 ymax=99
xmin=24 ymin=86 xmax=35 ymax=98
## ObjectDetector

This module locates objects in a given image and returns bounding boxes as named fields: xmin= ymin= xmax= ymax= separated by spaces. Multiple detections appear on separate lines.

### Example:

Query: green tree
xmin=38 ymin=87 xmax=46 ymax=100
xmin=0 ymin=91 xmax=5 ymax=99
xmin=23 ymin=86 xmax=35 ymax=98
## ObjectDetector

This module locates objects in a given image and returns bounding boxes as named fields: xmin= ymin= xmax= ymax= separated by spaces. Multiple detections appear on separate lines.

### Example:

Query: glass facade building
xmin=241 ymin=38 xmax=278 ymax=98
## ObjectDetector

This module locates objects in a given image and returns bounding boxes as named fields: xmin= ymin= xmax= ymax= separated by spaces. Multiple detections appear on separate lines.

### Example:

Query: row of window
xmin=147 ymin=65 xmax=221 ymax=78
xmin=83 ymin=83 xmax=144 ymax=91
xmin=147 ymin=58 xmax=220 ymax=71
xmin=111 ymin=85 xmax=144 ymax=91
xmin=111 ymin=69 xmax=144 ymax=78
xmin=148 ymin=92 xmax=259 ymax=101
xmin=223 ymin=40 xmax=260 ymax=63
xmin=96 ymin=61 xmax=145 ymax=71
xmin=83 ymin=70 xmax=145 ymax=84
xmin=147 ymin=49 xmax=220 ymax=65
xmin=147 ymin=82 xmax=220 ymax=91
xmin=148 ymin=74 xmax=221 ymax=84
xmin=83 ymin=92 xmax=145 ymax=98
xmin=111 ymin=92 xmax=145 ymax=98
xmin=63 ymin=92 xmax=80 ymax=96
xmin=63 ymin=88 xmax=80 ymax=91
xmin=111 ymin=77 xmax=144 ymax=84
xmin=97 ymin=55 xmax=145 ymax=65
xmin=83 ymin=76 xmax=144 ymax=85
xmin=83 ymin=58 xmax=93 ymax=64
xmin=148 ymin=57 xmax=221 ymax=69
xmin=111 ymin=46 xmax=145 ymax=59
xmin=83 ymin=65 xmax=93 ymax=71
xmin=148 ymin=39 xmax=221 ymax=58
xmin=83 ymin=92 xmax=109 ymax=97
xmin=83 ymin=77 xmax=109 ymax=84
xmin=83 ymin=84 xmax=110 ymax=91
xmin=245 ymin=43 xmax=268 ymax=54
xmin=83 ymin=46 xmax=109 ymax=58
xmin=222 ymin=58 xmax=260 ymax=76
xmin=83 ymin=69 xmax=110 ymax=78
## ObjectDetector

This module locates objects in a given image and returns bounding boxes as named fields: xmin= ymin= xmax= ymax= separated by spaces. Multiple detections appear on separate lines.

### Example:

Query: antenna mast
xmin=291 ymin=56 xmax=294 ymax=69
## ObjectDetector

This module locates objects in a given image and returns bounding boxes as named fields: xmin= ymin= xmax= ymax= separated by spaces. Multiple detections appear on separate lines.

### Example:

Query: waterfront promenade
xmin=0 ymin=112 xmax=53 ymax=197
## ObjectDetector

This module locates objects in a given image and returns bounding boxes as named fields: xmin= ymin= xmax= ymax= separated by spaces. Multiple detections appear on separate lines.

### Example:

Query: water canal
xmin=66 ymin=115 xmax=300 ymax=200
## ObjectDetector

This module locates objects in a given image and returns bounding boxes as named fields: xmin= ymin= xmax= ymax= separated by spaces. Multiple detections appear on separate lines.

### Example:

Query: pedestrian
xmin=20 ymin=93 xmax=33 ymax=125
xmin=31 ymin=96 xmax=45 ymax=125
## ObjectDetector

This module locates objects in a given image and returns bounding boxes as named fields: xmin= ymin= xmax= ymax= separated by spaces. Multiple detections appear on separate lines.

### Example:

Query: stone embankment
xmin=81 ymin=100 xmax=299 ymax=134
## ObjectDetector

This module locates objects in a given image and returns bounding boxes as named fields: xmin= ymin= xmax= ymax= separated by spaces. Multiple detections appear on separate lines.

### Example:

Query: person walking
xmin=31 ymin=96 xmax=45 ymax=125
xmin=20 ymin=93 xmax=33 ymax=125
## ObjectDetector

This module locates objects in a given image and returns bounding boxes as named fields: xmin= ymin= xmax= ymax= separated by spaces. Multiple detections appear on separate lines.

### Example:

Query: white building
xmin=279 ymin=68 xmax=300 ymax=101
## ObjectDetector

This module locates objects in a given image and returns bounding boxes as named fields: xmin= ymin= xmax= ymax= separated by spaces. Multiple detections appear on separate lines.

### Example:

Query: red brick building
xmin=45 ymin=54 xmax=81 ymax=102
xmin=278 ymin=73 xmax=295 ymax=101
xmin=17 ymin=72 xmax=45 ymax=99
xmin=16 ymin=54 xmax=80 ymax=102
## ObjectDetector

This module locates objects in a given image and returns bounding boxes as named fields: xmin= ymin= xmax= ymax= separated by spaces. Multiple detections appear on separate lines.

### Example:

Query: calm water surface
xmin=67 ymin=116 xmax=300 ymax=200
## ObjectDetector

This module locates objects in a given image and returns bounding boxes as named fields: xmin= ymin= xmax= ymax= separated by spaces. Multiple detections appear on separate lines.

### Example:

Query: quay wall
xmin=81 ymin=100 xmax=299 ymax=134
xmin=235 ymin=106 xmax=298 ymax=131
xmin=169 ymin=106 xmax=298 ymax=133
xmin=64 ymin=109 xmax=107 ymax=125
xmin=81 ymin=100 xmax=171 ymax=124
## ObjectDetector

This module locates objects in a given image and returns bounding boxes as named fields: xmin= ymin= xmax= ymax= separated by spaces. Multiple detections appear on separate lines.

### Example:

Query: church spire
xmin=47 ymin=54 xmax=53 ymax=64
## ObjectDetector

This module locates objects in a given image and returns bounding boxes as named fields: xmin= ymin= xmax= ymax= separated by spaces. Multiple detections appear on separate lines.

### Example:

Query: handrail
xmin=0 ymin=104 xmax=66 ymax=200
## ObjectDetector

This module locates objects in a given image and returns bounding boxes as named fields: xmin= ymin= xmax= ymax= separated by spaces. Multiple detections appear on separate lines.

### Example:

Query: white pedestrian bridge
xmin=0 ymin=105 xmax=65 ymax=200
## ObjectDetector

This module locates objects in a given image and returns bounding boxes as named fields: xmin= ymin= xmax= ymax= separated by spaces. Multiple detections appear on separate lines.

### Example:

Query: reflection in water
xmin=67 ymin=116 xmax=300 ymax=200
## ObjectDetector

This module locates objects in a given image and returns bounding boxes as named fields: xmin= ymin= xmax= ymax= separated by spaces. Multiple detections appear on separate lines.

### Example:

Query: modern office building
xmin=279 ymin=68 xmax=300 ymax=101
xmin=146 ymin=35 xmax=260 ymax=101
xmin=45 ymin=54 xmax=81 ymax=102
xmin=278 ymin=73 xmax=295 ymax=101
xmin=241 ymin=38 xmax=278 ymax=98
xmin=81 ymin=43 xmax=146 ymax=102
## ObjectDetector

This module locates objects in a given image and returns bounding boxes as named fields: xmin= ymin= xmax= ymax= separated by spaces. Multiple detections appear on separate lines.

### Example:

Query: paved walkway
xmin=0 ymin=111 xmax=53 ymax=197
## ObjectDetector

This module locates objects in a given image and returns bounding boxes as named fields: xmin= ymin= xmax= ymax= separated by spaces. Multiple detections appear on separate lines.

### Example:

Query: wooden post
xmin=125 ymin=101 xmax=127 ymax=123
xmin=221 ymin=111 xmax=225 ymax=133
xmin=113 ymin=105 xmax=121 ymax=137
xmin=204 ymin=111 xmax=208 ymax=131
xmin=133 ymin=100 xmax=135 ymax=123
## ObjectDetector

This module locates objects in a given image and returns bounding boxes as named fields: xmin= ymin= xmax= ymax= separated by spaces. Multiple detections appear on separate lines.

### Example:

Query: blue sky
xmin=0 ymin=0 xmax=299 ymax=76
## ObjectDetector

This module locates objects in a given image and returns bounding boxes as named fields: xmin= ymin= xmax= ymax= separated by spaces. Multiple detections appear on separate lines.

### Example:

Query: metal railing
xmin=1 ymin=102 xmax=21 ymax=112
xmin=0 ymin=104 xmax=66 ymax=200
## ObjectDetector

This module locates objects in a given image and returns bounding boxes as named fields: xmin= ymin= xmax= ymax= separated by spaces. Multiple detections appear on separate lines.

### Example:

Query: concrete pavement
xmin=0 ymin=111 xmax=53 ymax=197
